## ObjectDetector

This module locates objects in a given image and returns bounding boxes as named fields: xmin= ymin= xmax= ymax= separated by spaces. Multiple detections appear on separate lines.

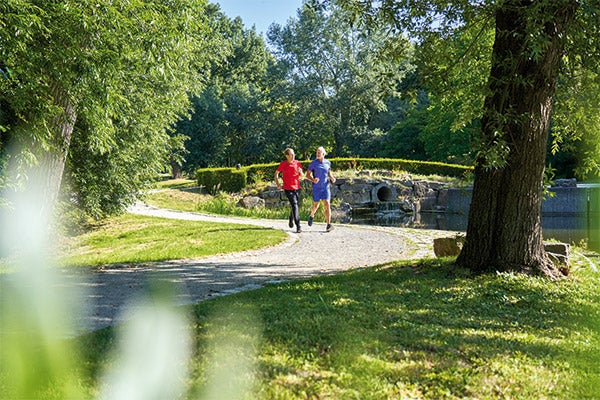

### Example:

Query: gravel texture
xmin=54 ymin=203 xmax=452 ymax=334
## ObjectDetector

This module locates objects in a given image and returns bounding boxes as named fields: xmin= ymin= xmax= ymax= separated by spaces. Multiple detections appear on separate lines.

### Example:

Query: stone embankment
xmin=240 ymin=174 xmax=597 ymax=222
xmin=242 ymin=170 xmax=449 ymax=221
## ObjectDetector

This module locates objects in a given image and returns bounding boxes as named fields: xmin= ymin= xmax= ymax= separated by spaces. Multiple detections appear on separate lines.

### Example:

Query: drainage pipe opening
xmin=372 ymin=183 xmax=397 ymax=202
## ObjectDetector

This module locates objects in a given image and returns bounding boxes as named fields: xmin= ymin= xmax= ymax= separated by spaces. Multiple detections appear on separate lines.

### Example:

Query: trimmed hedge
xmin=332 ymin=158 xmax=472 ymax=178
xmin=244 ymin=163 xmax=280 ymax=184
xmin=196 ymin=158 xmax=473 ymax=193
xmin=196 ymin=167 xmax=247 ymax=194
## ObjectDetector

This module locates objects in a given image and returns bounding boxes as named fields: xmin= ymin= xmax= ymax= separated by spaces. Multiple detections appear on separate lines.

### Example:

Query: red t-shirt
xmin=277 ymin=160 xmax=303 ymax=190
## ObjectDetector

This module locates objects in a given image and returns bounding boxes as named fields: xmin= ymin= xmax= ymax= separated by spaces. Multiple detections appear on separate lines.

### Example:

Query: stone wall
xmin=252 ymin=173 xmax=599 ymax=218
xmin=441 ymin=185 xmax=600 ymax=215
xmin=255 ymin=170 xmax=448 ymax=214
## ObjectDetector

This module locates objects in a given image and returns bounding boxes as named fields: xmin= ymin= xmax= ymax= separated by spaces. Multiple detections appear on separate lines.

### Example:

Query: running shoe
xmin=288 ymin=212 xmax=294 ymax=228
xmin=296 ymin=227 xmax=302 ymax=233
xmin=308 ymin=215 xmax=314 ymax=227
xmin=326 ymin=224 xmax=333 ymax=232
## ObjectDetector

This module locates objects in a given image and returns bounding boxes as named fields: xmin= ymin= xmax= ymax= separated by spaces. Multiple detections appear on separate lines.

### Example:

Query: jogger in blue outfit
xmin=306 ymin=147 xmax=336 ymax=232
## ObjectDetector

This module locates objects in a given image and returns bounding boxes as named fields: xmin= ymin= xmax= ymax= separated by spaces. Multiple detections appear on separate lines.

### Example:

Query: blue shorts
xmin=312 ymin=185 xmax=330 ymax=202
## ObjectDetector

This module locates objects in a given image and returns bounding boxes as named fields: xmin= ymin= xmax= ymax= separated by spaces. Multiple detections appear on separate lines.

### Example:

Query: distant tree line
xmin=173 ymin=1 xmax=598 ymax=184
xmin=1 ymin=0 xmax=597 ymax=222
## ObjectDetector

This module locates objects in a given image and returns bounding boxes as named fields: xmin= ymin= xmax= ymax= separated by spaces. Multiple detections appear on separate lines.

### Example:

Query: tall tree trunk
xmin=170 ymin=157 xmax=183 ymax=179
xmin=456 ymin=0 xmax=577 ymax=278
xmin=35 ymin=81 xmax=77 ymax=213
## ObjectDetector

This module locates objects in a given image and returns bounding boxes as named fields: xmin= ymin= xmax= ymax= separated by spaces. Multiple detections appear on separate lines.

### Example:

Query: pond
xmin=345 ymin=183 xmax=600 ymax=250
xmin=349 ymin=211 xmax=593 ymax=246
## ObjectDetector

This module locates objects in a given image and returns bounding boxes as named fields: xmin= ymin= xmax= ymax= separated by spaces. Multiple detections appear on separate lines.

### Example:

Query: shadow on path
xmin=57 ymin=203 xmax=451 ymax=333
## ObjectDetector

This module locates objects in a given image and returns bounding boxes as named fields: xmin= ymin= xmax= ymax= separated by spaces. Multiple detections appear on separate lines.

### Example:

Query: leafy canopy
xmin=0 ymin=0 xmax=222 ymax=216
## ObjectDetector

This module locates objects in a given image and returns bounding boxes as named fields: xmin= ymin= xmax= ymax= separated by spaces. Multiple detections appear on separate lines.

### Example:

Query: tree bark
xmin=456 ymin=0 xmax=578 ymax=278
xmin=35 ymin=81 xmax=77 ymax=214
xmin=170 ymin=158 xmax=183 ymax=179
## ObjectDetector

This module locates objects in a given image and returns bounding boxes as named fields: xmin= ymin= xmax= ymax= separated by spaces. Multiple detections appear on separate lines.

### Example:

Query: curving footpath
xmin=59 ymin=203 xmax=453 ymax=334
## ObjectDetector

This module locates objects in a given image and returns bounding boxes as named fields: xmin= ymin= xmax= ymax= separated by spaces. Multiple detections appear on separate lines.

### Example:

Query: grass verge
xmin=75 ymin=254 xmax=600 ymax=399
xmin=58 ymin=213 xmax=287 ymax=267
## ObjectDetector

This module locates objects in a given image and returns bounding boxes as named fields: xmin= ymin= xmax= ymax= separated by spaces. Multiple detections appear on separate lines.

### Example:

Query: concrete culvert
xmin=372 ymin=183 xmax=397 ymax=202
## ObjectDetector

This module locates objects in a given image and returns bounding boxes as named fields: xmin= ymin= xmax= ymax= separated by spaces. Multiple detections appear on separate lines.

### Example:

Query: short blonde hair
xmin=284 ymin=148 xmax=294 ymax=156
xmin=317 ymin=146 xmax=326 ymax=156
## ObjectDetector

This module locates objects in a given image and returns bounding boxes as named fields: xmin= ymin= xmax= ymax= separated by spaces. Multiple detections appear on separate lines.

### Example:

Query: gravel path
xmin=58 ymin=203 xmax=452 ymax=333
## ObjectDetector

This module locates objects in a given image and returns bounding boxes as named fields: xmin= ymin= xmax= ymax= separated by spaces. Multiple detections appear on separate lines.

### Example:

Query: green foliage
xmin=415 ymin=15 xmax=494 ymax=166
xmin=175 ymin=5 xmax=274 ymax=171
xmin=377 ymin=104 xmax=428 ymax=160
xmin=66 ymin=118 xmax=168 ymax=219
xmin=222 ymin=82 xmax=270 ymax=165
xmin=177 ymin=87 xmax=229 ymax=170
xmin=332 ymin=157 xmax=472 ymax=178
xmin=331 ymin=0 xmax=599 ymax=176
xmin=196 ymin=167 xmax=247 ymax=194
xmin=0 ymin=0 xmax=219 ymax=216
xmin=551 ymin=67 xmax=600 ymax=180
xmin=244 ymin=162 xmax=280 ymax=184
xmin=267 ymin=2 xmax=414 ymax=156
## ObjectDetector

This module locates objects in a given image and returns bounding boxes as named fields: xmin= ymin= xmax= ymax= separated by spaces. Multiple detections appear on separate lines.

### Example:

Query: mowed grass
xmin=145 ymin=179 xmax=205 ymax=212
xmin=77 ymin=255 xmax=600 ymax=399
xmin=187 ymin=258 xmax=600 ymax=399
xmin=59 ymin=213 xmax=287 ymax=267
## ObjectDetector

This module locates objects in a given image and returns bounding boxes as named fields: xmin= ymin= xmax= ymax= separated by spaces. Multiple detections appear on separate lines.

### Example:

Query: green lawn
xmin=59 ymin=213 xmax=287 ymax=267
xmin=2 ymin=186 xmax=598 ymax=399
xmin=72 ymin=255 xmax=600 ymax=399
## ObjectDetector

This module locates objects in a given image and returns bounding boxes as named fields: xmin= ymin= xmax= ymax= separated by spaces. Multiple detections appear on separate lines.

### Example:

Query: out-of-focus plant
xmin=1 ymin=169 xmax=86 ymax=399
xmin=1 ymin=161 xmax=259 ymax=399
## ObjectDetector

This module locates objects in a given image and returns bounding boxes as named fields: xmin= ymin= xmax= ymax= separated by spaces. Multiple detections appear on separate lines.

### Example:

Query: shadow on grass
xmin=218 ymin=259 xmax=599 ymax=398
xmin=77 ymin=258 xmax=600 ymax=399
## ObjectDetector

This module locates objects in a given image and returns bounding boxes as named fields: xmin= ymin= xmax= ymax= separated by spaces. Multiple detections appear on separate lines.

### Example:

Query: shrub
xmin=244 ymin=163 xmax=279 ymax=184
xmin=196 ymin=167 xmax=247 ymax=194
xmin=332 ymin=157 xmax=472 ymax=178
